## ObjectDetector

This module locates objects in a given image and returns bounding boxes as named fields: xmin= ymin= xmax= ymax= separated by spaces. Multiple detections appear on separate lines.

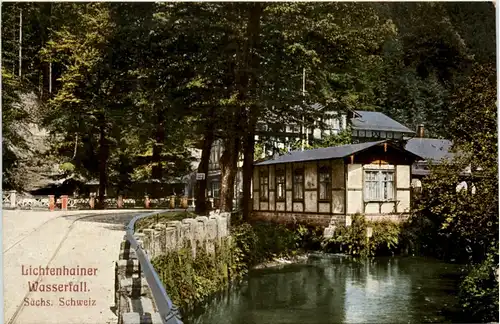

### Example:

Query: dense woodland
xmin=2 ymin=2 xmax=497 ymax=321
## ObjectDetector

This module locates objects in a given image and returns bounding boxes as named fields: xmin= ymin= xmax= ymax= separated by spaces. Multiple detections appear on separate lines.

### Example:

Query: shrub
xmin=459 ymin=248 xmax=499 ymax=323
xmin=324 ymin=214 xmax=403 ymax=257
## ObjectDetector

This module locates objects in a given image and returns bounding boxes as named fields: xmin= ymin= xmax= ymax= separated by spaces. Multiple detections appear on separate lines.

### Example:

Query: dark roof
xmin=405 ymin=138 xmax=454 ymax=162
xmin=255 ymin=140 xmax=387 ymax=166
xmin=352 ymin=111 xmax=415 ymax=134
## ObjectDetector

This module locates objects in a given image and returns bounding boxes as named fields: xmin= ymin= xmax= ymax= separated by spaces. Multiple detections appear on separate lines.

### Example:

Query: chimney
xmin=417 ymin=124 xmax=425 ymax=138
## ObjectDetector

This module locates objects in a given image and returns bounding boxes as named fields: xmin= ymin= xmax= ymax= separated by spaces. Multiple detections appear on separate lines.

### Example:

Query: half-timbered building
xmin=251 ymin=140 xmax=422 ymax=227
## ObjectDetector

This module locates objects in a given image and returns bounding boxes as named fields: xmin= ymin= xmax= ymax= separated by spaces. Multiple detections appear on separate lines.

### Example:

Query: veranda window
xmin=260 ymin=171 xmax=269 ymax=201
xmin=364 ymin=170 xmax=394 ymax=201
xmin=276 ymin=170 xmax=285 ymax=201
xmin=318 ymin=167 xmax=331 ymax=200
xmin=293 ymin=168 xmax=304 ymax=200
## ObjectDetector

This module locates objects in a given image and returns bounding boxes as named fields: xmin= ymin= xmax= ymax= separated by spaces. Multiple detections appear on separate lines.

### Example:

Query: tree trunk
xmin=219 ymin=134 xmax=240 ymax=212
xmin=241 ymin=119 xmax=257 ymax=220
xmin=152 ymin=109 xmax=165 ymax=180
xmin=97 ymin=122 xmax=108 ymax=209
xmin=195 ymin=109 xmax=215 ymax=214
xmin=241 ymin=3 xmax=262 ymax=221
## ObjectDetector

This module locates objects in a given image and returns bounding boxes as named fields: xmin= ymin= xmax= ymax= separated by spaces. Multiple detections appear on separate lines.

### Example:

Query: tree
xmin=372 ymin=2 xmax=495 ymax=137
xmin=411 ymin=63 xmax=497 ymax=322
xmin=41 ymin=3 xmax=121 ymax=207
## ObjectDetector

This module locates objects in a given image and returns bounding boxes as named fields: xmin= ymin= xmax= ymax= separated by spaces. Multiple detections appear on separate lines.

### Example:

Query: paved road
xmin=3 ymin=209 xmax=151 ymax=324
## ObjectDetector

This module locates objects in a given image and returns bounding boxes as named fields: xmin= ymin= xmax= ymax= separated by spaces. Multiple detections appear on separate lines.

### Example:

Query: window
xmin=259 ymin=171 xmax=269 ymax=201
xmin=276 ymin=170 xmax=285 ymax=201
xmin=293 ymin=168 xmax=304 ymax=200
xmin=212 ymin=182 xmax=220 ymax=199
xmin=209 ymin=142 xmax=221 ymax=170
xmin=364 ymin=170 xmax=394 ymax=201
xmin=318 ymin=167 xmax=331 ymax=200
xmin=290 ymin=124 xmax=300 ymax=133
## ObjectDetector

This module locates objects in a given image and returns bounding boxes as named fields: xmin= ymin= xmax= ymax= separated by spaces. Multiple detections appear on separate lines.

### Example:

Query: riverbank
xmin=251 ymin=253 xmax=309 ymax=269
xmin=149 ymin=220 xmax=324 ymax=314
xmin=185 ymin=255 xmax=464 ymax=324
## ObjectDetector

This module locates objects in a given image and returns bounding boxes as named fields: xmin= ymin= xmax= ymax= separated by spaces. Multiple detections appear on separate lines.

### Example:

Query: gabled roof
xmin=405 ymin=138 xmax=454 ymax=162
xmin=352 ymin=111 xmax=415 ymax=134
xmin=255 ymin=140 xmax=414 ymax=166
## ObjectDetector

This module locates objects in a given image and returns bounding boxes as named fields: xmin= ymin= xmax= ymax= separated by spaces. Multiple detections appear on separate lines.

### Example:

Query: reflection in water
xmin=186 ymin=256 xmax=462 ymax=324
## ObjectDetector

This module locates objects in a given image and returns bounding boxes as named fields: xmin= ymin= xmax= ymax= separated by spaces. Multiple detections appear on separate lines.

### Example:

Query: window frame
xmin=275 ymin=169 xmax=286 ymax=202
xmin=364 ymin=169 xmax=395 ymax=202
xmin=212 ymin=181 xmax=220 ymax=199
xmin=293 ymin=167 xmax=304 ymax=201
xmin=259 ymin=170 xmax=269 ymax=202
xmin=318 ymin=166 xmax=332 ymax=201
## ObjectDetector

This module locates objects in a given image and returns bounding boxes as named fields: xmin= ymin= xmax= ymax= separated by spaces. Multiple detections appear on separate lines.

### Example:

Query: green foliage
xmin=152 ymin=239 xmax=233 ymax=312
xmin=254 ymin=143 xmax=264 ymax=161
xmin=411 ymin=63 xmax=497 ymax=264
xmin=407 ymin=63 xmax=497 ymax=322
xmin=59 ymin=162 xmax=75 ymax=172
xmin=310 ymin=130 xmax=352 ymax=149
xmin=231 ymin=222 xmax=303 ymax=272
xmin=458 ymin=246 xmax=499 ymax=323
xmin=324 ymin=214 xmax=402 ymax=258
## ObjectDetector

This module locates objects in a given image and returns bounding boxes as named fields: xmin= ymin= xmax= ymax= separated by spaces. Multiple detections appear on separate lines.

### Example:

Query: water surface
xmin=186 ymin=255 xmax=463 ymax=324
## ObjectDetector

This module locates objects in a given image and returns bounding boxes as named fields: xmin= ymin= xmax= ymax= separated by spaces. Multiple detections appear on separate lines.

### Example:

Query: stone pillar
xmin=117 ymin=195 xmax=123 ymax=209
xmin=169 ymin=196 xmax=175 ymax=209
xmin=9 ymin=190 xmax=16 ymax=209
xmin=181 ymin=218 xmax=197 ymax=257
xmin=89 ymin=195 xmax=95 ymax=209
xmin=61 ymin=195 xmax=68 ymax=211
xmin=48 ymin=195 xmax=55 ymax=211
xmin=181 ymin=196 xmax=188 ymax=209
xmin=144 ymin=195 xmax=150 ymax=209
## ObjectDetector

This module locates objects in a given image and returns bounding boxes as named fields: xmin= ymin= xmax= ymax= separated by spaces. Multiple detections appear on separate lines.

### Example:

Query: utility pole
xmin=301 ymin=68 xmax=306 ymax=151
xmin=49 ymin=3 xmax=53 ymax=94
xmin=19 ymin=9 xmax=22 ymax=78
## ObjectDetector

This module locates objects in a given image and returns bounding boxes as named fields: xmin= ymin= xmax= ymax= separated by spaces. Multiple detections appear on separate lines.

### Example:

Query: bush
xmin=231 ymin=221 xmax=321 ymax=272
xmin=152 ymin=239 xmax=232 ymax=313
xmin=459 ymin=248 xmax=499 ymax=323
xmin=323 ymin=214 xmax=403 ymax=257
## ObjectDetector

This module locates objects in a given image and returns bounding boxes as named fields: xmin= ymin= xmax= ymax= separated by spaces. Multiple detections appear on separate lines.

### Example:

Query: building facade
xmin=202 ymin=108 xmax=416 ymax=208
xmin=251 ymin=140 xmax=421 ymax=227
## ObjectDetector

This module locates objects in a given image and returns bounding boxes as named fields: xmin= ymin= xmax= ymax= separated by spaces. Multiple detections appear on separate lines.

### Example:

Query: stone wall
xmin=114 ymin=211 xmax=231 ymax=324
xmin=250 ymin=211 xmax=344 ymax=228
xmin=138 ymin=211 xmax=230 ymax=258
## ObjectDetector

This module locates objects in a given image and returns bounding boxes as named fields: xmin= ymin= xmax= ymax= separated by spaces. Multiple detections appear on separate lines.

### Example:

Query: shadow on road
xmin=62 ymin=211 xmax=151 ymax=228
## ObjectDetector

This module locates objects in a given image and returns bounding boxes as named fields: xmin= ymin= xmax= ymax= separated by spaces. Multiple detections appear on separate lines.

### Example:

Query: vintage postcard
xmin=2 ymin=2 xmax=498 ymax=324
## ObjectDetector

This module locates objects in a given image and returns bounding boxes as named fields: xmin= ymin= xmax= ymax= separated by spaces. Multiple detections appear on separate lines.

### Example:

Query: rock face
xmin=4 ymin=92 xmax=62 ymax=192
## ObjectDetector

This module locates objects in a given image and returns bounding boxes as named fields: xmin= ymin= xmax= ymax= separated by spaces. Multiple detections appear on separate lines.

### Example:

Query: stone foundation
xmin=364 ymin=214 xmax=410 ymax=223
xmin=250 ymin=211 xmax=344 ymax=228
